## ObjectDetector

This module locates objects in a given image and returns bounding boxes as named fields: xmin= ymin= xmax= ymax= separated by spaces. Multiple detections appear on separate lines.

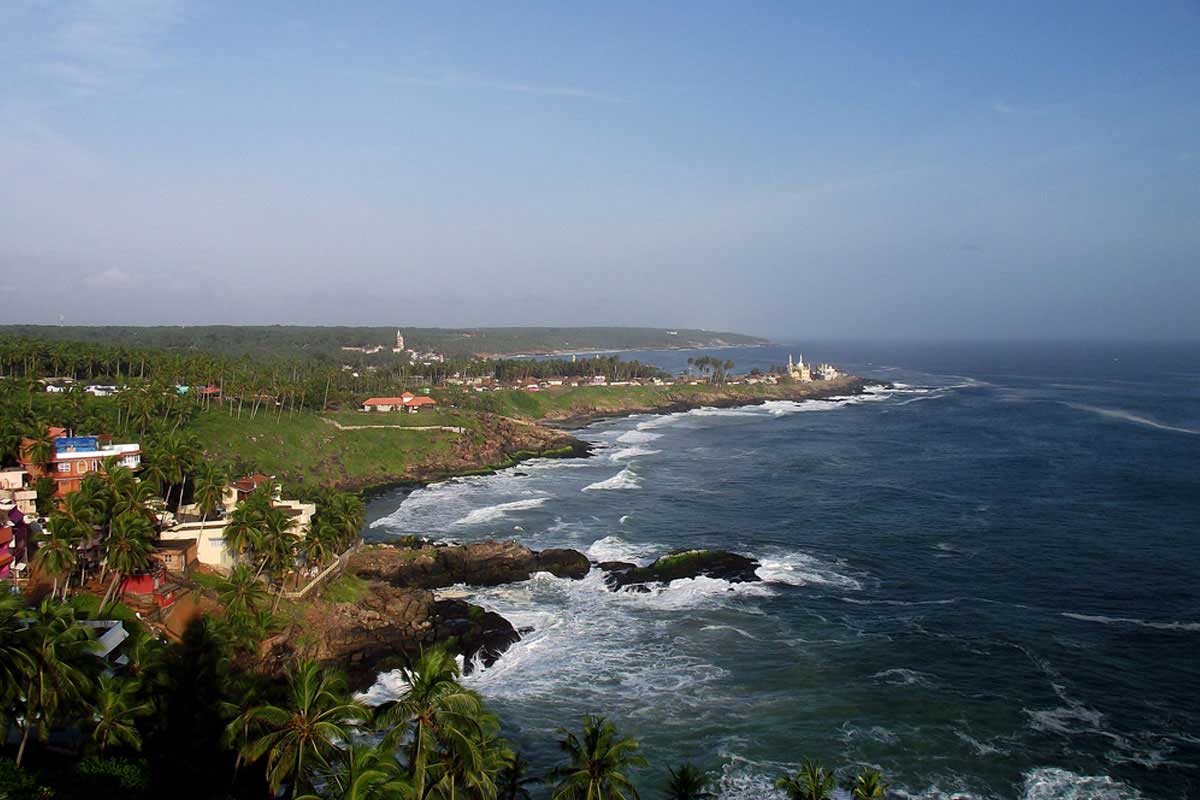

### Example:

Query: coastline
xmin=538 ymin=375 xmax=875 ymax=429
xmin=491 ymin=341 xmax=770 ymax=359
xmin=347 ymin=376 xmax=877 ymax=495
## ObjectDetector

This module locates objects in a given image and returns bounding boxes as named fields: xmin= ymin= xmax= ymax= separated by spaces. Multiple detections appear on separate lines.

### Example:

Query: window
xmin=57 ymin=462 xmax=71 ymax=473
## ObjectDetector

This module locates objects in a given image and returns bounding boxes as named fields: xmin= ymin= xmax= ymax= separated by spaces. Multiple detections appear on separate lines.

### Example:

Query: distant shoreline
xmin=488 ymin=342 xmax=771 ymax=360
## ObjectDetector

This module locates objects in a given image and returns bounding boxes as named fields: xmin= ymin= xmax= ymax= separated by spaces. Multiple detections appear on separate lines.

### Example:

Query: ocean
xmin=364 ymin=342 xmax=1200 ymax=799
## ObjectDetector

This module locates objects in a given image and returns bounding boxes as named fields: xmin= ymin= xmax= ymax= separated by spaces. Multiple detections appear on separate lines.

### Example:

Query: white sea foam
xmin=355 ymin=668 xmax=411 ymax=706
xmin=616 ymin=429 xmax=662 ymax=444
xmin=871 ymin=668 xmax=941 ymax=688
xmin=954 ymin=730 xmax=1009 ymax=756
xmin=755 ymin=549 xmax=863 ymax=590
xmin=699 ymin=624 xmax=760 ymax=640
xmin=1061 ymin=612 xmax=1200 ymax=632
xmin=614 ymin=575 xmax=776 ymax=611
xmin=459 ymin=571 xmax=730 ymax=704
xmin=1063 ymin=403 xmax=1200 ymax=435
xmin=609 ymin=446 xmax=661 ymax=461
xmin=585 ymin=535 xmax=660 ymax=564
xmin=1021 ymin=768 xmax=1142 ymax=800
xmin=686 ymin=406 xmax=762 ymax=417
xmin=454 ymin=497 xmax=549 ymax=525
xmin=582 ymin=467 xmax=641 ymax=491
xmin=618 ymin=514 xmax=632 ymax=525
xmin=760 ymin=399 xmax=847 ymax=415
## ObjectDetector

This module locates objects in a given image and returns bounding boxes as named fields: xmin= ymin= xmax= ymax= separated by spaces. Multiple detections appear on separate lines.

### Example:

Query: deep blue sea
xmin=364 ymin=342 xmax=1200 ymax=799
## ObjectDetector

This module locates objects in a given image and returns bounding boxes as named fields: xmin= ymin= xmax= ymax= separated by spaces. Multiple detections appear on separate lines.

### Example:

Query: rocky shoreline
xmin=343 ymin=376 xmax=880 ymax=497
xmin=537 ymin=376 xmax=874 ymax=429
xmin=273 ymin=540 xmax=764 ymax=689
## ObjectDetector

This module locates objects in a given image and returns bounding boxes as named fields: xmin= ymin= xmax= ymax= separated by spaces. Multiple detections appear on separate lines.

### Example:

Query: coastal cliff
xmin=267 ymin=540 xmax=760 ymax=688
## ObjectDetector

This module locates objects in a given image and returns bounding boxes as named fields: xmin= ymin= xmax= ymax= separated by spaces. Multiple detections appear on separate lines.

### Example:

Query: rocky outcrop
xmin=351 ymin=540 xmax=590 ymax=589
xmin=264 ymin=580 xmax=519 ymax=689
xmin=600 ymin=549 xmax=761 ymax=591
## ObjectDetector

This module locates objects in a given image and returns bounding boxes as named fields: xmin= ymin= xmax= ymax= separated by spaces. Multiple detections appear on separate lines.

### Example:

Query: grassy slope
xmin=324 ymin=409 xmax=480 ymax=429
xmin=187 ymin=409 xmax=459 ymax=487
xmin=184 ymin=379 xmax=861 ymax=489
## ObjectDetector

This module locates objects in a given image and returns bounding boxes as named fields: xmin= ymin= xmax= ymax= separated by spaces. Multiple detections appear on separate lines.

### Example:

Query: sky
xmin=1 ymin=1 xmax=1198 ymax=340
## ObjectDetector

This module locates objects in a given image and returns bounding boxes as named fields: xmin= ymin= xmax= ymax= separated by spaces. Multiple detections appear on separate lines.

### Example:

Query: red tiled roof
xmin=363 ymin=397 xmax=410 ymax=405
xmin=406 ymin=396 xmax=436 ymax=406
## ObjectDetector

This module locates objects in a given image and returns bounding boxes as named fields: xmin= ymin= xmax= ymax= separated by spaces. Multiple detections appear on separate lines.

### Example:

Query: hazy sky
xmin=2 ymin=1 xmax=1198 ymax=339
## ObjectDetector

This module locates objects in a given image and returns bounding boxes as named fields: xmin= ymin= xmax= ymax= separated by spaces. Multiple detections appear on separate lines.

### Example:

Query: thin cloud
xmin=992 ymin=100 xmax=1016 ymax=114
xmin=41 ymin=0 xmax=181 ymax=94
xmin=83 ymin=267 xmax=133 ymax=287
xmin=389 ymin=73 xmax=626 ymax=103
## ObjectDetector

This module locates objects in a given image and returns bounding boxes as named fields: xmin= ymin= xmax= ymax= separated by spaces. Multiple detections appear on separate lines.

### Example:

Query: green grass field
xmin=187 ymin=409 xmax=460 ymax=488
xmin=325 ymin=409 xmax=479 ymax=429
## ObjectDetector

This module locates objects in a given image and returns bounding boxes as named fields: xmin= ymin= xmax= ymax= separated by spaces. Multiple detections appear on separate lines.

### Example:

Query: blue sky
xmin=1 ymin=1 xmax=1198 ymax=338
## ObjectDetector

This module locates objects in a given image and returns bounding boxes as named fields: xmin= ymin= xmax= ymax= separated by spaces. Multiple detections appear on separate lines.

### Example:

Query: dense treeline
xmin=0 ymin=339 xmax=672 ymax=429
xmin=0 ymin=326 xmax=766 ymax=360
xmin=491 ymin=355 xmax=667 ymax=383
xmin=1 ymin=589 xmax=887 ymax=800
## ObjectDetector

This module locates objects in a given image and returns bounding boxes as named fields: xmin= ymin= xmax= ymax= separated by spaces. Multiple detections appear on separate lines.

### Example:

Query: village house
xmin=0 ymin=469 xmax=37 ymax=515
xmin=160 ymin=473 xmax=316 ymax=572
xmin=18 ymin=428 xmax=142 ymax=498
xmin=362 ymin=393 xmax=438 ymax=413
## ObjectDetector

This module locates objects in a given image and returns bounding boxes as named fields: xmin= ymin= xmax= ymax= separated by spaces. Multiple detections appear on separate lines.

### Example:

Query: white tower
xmin=393 ymin=330 xmax=405 ymax=352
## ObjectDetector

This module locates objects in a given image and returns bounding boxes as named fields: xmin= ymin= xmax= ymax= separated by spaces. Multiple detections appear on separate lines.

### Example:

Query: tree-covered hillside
xmin=0 ymin=325 xmax=767 ymax=359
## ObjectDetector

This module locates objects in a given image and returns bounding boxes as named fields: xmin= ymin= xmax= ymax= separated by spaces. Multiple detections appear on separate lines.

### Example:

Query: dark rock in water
xmin=595 ymin=560 xmax=637 ymax=572
xmin=536 ymin=548 xmax=591 ymax=579
xmin=352 ymin=539 xmax=590 ymax=589
xmin=600 ymin=549 xmax=761 ymax=591
xmin=429 ymin=598 xmax=521 ymax=674
xmin=261 ymin=580 xmax=521 ymax=690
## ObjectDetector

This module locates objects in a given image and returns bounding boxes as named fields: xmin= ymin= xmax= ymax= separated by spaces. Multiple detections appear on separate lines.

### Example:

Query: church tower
xmin=393 ymin=330 xmax=405 ymax=353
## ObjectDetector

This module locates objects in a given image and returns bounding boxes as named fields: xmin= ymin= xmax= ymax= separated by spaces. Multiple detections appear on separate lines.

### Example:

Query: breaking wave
xmin=585 ymin=535 xmax=661 ymax=564
xmin=755 ymin=548 xmax=864 ymax=590
xmin=616 ymin=429 xmax=662 ymax=444
xmin=582 ymin=467 xmax=641 ymax=491
xmin=454 ymin=497 xmax=549 ymax=525
xmin=610 ymin=446 xmax=661 ymax=461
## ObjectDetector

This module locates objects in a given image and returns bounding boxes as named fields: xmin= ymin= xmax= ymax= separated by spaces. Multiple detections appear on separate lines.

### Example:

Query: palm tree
xmin=548 ymin=715 xmax=646 ymax=800
xmin=193 ymin=461 xmax=229 ymax=523
xmin=0 ymin=591 xmax=33 ymax=733
xmin=302 ymin=519 xmax=338 ymax=569
xmin=217 ymin=564 xmax=269 ymax=626
xmin=775 ymin=760 xmax=836 ymax=800
xmin=256 ymin=505 xmax=299 ymax=587
xmin=231 ymin=659 xmax=368 ymax=798
xmin=498 ymin=752 xmax=538 ymax=800
xmin=424 ymin=704 xmax=507 ymax=800
xmin=99 ymin=511 xmax=156 ymax=610
xmin=15 ymin=598 xmax=95 ymax=766
xmin=24 ymin=429 xmax=56 ymax=471
xmin=300 ymin=742 xmax=414 ymax=800
xmin=374 ymin=647 xmax=489 ymax=800
xmin=224 ymin=501 xmax=264 ymax=566
xmin=34 ymin=517 xmax=80 ymax=600
xmin=664 ymin=763 xmax=715 ymax=800
xmin=88 ymin=673 xmax=149 ymax=753
xmin=848 ymin=768 xmax=886 ymax=800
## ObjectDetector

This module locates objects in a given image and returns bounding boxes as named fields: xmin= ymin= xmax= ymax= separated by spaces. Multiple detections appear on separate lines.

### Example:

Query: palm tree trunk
xmin=16 ymin=720 xmax=31 ymax=767
xmin=100 ymin=571 xmax=122 ymax=610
